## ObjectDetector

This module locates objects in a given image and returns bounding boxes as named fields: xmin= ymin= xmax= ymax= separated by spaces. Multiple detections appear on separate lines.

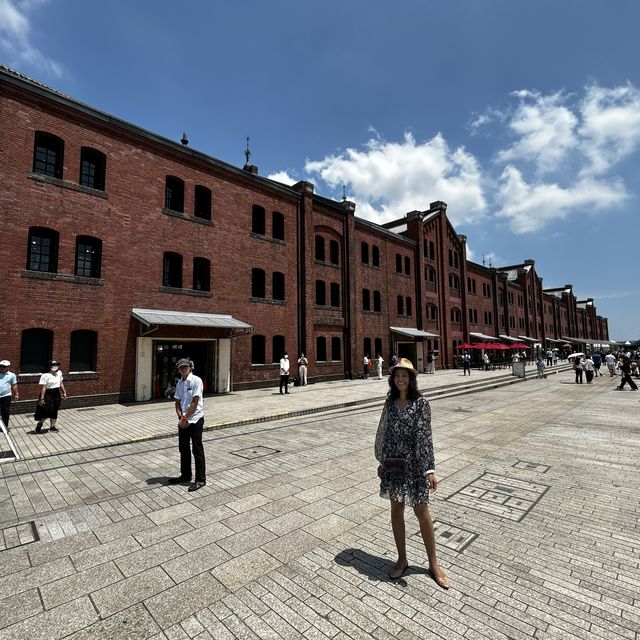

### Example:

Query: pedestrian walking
xmin=536 ymin=356 xmax=545 ymax=379
xmin=0 ymin=360 xmax=19 ymax=431
xmin=462 ymin=352 xmax=471 ymax=376
xmin=605 ymin=352 xmax=616 ymax=377
xmin=482 ymin=352 xmax=490 ymax=371
xmin=426 ymin=350 xmax=436 ymax=374
xmin=584 ymin=356 xmax=595 ymax=384
xmin=168 ymin=358 xmax=206 ymax=491
xmin=363 ymin=354 xmax=370 ymax=379
xmin=592 ymin=352 xmax=603 ymax=376
xmin=279 ymin=353 xmax=290 ymax=394
xmin=297 ymin=353 xmax=308 ymax=386
xmin=376 ymin=354 xmax=384 ymax=380
xmin=374 ymin=358 xmax=449 ymax=588
xmin=616 ymin=354 xmax=638 ymax=391
xmin=546 ymin=349 xmax=553 ymax=367
xmin=574 ymin=357 xmax=584 ymax=384
xmin=391 ymin=353 xmax=399 ymax=367
xmin=552 ymin=350 xmax=558 ymax=366
xmin=34 ymin=360 xmax=67 ymax=433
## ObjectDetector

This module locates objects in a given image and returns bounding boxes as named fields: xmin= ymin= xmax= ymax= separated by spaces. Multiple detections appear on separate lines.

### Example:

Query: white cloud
xmin=495 ymin=165 xmax=628 ymax=234
xmin=496 ymin=90 xmax=578 ymax=174
xmin=0 ymin=0 xmax=62 ymax=77
xmin=267 ymin=170 xmax=297 ymax=186
xmin=305 ymin=132 xmax=486 ymax=226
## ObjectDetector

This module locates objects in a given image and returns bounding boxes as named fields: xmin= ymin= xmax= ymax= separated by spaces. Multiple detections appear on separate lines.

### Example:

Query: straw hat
xmin=389 ymin=357 xmax=418 ymax=375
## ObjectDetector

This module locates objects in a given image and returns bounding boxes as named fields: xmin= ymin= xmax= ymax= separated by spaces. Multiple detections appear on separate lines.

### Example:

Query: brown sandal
xmin=388 ymin=560 xmax=409 ymax=580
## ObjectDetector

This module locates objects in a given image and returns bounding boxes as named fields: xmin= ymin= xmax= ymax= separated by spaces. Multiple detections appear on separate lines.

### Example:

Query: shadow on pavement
xmin=335 ymin=548 xmax=431 ymax=586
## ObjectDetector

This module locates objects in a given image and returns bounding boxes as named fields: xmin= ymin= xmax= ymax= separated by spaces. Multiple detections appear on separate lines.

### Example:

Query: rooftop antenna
xmin=244 ymin=136 xmax=251 ymax=166
xmin=341 ymin=185 xmax=347 ymax=202
xmin=180 ymin=132 xmax=189 ymax=146
xmin=489 ymin=257 xmax=492 ymax=268
xmin=482 ymin=253 xmax=486 ymax=266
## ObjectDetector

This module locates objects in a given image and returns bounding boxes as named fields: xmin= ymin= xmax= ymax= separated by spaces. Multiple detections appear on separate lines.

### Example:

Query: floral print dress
xmin=375 ymin=395 xmax=435 ymax=507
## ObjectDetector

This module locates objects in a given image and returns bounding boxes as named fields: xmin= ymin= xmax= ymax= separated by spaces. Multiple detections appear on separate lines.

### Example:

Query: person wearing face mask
xmin=34 ymin=359 xmax=67 ymax=433
xmin=279 ymin=352 xmax=291 ymax=394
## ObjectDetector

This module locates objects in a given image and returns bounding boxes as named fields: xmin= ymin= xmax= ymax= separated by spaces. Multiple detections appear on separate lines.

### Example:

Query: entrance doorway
xmin=152 ymin=341 xmax=216 ymax=399
xmin=396 ymin=342 xmax=416 ymax=364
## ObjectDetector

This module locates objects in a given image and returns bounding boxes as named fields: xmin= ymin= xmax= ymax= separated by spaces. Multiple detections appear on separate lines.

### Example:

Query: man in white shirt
xmin=279 ymin=353 xmax=290 ymax=394
xmin=168 ymin=358 xmax=206 ymax=491
xmin=605 ymin=352 xmax=617 ymax=377
xmin=0 ymin=360 xmax=19 ymax=431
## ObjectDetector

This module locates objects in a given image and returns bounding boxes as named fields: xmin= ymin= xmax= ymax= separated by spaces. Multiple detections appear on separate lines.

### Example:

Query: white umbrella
xmin=552 ymin=348 xmax=560 ymax=351
xmin=567 ymin=352 xmax=585 ymax=359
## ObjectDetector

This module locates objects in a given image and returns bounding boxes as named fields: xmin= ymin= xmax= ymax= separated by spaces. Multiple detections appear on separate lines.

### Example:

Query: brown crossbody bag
xmin=382 ymin=457 xmax=409 ymax=474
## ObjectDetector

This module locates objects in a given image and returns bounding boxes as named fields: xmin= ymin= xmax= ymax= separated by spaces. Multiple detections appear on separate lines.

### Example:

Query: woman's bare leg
xmin=389 ymin=500 xmax=408 ymax=576
xmin=414 ymin=503 xmax=449 ymax=588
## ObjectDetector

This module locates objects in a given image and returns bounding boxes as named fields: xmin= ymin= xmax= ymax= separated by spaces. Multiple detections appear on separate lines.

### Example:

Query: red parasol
xmin=456 ymin=343 xmax=474 ymax=349
xmin=510 ymin=342 xmax=530 ymax=349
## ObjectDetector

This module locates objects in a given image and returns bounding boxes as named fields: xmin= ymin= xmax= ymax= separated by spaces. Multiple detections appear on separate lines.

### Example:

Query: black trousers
xmin=619 ymin=372 xmax=639 ymax=390
xmin=178 ymin=417 xmax=206 ymax=482
xmin=279 ymin=375 xmax=289 ymax=393
xmin=585 ymin=370 xmax=594 ymax=383
xmin=575 ymin=369 xmax=583 ymax=383
xmin=0 ymin=396 xmax=11 ymax=428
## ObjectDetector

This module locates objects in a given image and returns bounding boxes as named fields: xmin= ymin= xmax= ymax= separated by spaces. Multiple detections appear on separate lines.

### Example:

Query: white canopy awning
xmin=132 ymin=308 xmax=252 ymax=331
xmin=390 ymin=327 xmax=439 ymax=339
xmin=470 ymin=332 xmax=498 ymax=341
xmin=517 ymin=335 xmax=538 ymax=343
xmin=499 ymin=334 xmax=520 ymax=343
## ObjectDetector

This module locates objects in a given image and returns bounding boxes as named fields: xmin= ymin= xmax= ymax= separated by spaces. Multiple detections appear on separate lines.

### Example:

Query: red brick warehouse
xmin=0 ymin=65 xmax=610 ymax=408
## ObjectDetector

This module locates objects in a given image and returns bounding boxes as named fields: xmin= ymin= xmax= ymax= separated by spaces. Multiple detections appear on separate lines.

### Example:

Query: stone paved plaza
xmin=1 ymin=368 xmax=639 ymax=639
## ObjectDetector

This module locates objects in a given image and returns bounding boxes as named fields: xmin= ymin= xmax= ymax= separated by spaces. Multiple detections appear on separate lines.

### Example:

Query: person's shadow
xmin=146 ymin=476 xmax=168 ymax=486
xmin=334 ymin=548 xmax=430 ymax=586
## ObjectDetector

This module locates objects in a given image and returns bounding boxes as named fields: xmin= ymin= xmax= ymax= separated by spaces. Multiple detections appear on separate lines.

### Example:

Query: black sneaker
xmin=167 ymin=476 xmax=190 ymax=485
xmin=35 ymin=422 xmax=43 ymax=433
xmin=188 ymin=481 xmax=206 ymax=492
xmin=49 ymin=426 xmax=59 ymax=432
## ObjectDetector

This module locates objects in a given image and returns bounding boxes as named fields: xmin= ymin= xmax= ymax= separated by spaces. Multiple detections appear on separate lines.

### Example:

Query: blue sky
xmin=2 ymin=0 xmax=639 ymax=339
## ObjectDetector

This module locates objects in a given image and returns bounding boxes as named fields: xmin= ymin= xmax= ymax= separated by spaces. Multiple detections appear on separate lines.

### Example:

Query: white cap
xmin=0 ymin=360 xmax=10 ymax=366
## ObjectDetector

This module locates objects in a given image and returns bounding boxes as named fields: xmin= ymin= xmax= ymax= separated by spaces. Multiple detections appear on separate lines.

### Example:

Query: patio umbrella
xmin=567 ymin=352 xmax=585 ymax=359
xmin=510 ymin=342 xmax=530 ymax=349
xmin=471 ymin=343 xmax=490 ymax=349
xmin=483 ymin=343 xmax=505 ymax=349
xmin=562 ymin=343 xmax=572 ymax=348
xmin=456 ymin=343 xmax=474 ymax=349
xmin=492 ymin=344 xmax=510 ymax=350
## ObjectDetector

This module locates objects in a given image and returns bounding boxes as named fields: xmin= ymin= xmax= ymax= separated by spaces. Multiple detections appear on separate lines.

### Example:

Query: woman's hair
xmin=388 ymin=368 xmax=420 ymax=400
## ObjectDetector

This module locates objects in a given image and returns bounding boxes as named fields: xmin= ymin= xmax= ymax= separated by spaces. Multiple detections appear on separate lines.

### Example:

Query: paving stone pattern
xmin=1 ymin=369 xmax=639 ymax=639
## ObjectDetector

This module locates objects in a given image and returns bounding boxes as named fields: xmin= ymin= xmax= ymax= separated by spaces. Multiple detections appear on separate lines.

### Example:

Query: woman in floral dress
xmin=374 ymin=358 xmax=449 ymax=588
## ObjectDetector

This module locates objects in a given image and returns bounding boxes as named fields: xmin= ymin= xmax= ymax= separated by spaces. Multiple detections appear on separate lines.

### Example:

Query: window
xmin=469 ymin=308 xmax=478 ymax=324
xmin=448 ymin=250 xmax=459 ymax=268
xmin=316 ymin=280 xmax=326 ymax=305
xmin=396 ymin=254 xmax=402 ymax=273
xmin=251 ymin=335 xmax=265 ymax=364
xmin=519 ymin=318 xmax=525 ymax=329
xmin=362 ymin=289 xmax=371 ymax=311
xmin=79 ymin=147 xmax=106 ymax=190
xmin=33 ymin=132 xmax=63 ymax=178
xmin=193 ymin=257 xmax=210 ymax=291
xmin=316 ymin=337 xmax=327 ymax=362
xmin=163 ymin=252 xmax=182 ymax=288
xmin=194 ymin=186 xmax=212 ymax=221
xmin=467 ymin=278 xmax=476 ymax=294
xmin=372 ymin=245 xmax=380 ymax=267
xmin=364 ymin=338 xmax=372 ymax=358
xmin=449 ymin=273 xmax=460 ymax=291
xmin=404 ymin=256 xmax=411 ymax=276
xmin=70 ymin=330 xmax=97 ymax=371
xmin=373 ymin=290 xmax=381 ymax=312
xmin=27 ymin=227 xmax=59 ymax=273
xmin=483 ymin=283 xmax=492 ymax=298
xmin=397 ymin=295 xmax=404 ymax=315
xmin=448 ymin=249 xmax=453 ymax=267
xmin=251 ymin=205 xmax=266 ymax=235
xmin=75 ymin=236 xmax=102 ymax=278
xmin=273 ymin=272 xmax=285 ymax=300
xmin=329 ymin=240 xmax=339 ymax=265
xmin=330 ymin=283 xmax=340 ymax=307
xmin=20 ymin=328 xmax=53 ymax=374
xmin=375 ymin=338 xmax=383 ymax=358
xmin=425 ymin=266 xmax=436 ymax=291
xmin=331 ymin=337 xmax=341 ymax=361
xmin=361 ymin=242 xmax=369 ymax=264
xmin=451 ymin=307 xmax=461 ymax=323
xmin=251 ymin=268 xmax=266 ymax=298
xmin=272 ymin=212 xmax=285 ymax=240
xmin=484 ymin=311 xmax=492 ymax=325
xmin=427 ymin=303 xmax=438 ymax=322
xmin=499 ymin=292 xmax=504 ymax=305
xmin=508 ymin=292 xmax=514 ymax=304
xmin=272 ymin=335 xmax=285 ymax=363
xmin=406 ymin=297 xmax=412 ymax=316
xmin=165 ymin=176 xmax=185 ymax=212
xmin=428 ymin=240 xmax=436 ymax=260
xmin=315 ymin=236 xmax=325 ymax=261
xmin=509 ymin=316 xmax=515 ymax=328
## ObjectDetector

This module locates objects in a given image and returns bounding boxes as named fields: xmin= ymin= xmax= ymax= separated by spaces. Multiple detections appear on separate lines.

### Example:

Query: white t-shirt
xmin=174 ymin=372 xmax=204 ymax=423
xmin=605 ymin=354 xmax=616 ymax=365
xmin=279 ymin=357 xmax=290 ymax=375
xmin=38 ymin=371 xmax=63 ymax=389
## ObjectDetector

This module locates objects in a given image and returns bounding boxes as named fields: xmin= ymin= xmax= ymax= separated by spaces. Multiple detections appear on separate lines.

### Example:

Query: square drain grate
xmin=512 ymin=460 xmax=550 ymax=473
xmin=230 ymin=446 xmax=281 ymax=460
xmin=446 ymin=472 xmax=550 ymax=522
xmin=419 ymin=521 xmax=478 ymax=552
xmin=1 ymin=521 xmax=39 ymax=551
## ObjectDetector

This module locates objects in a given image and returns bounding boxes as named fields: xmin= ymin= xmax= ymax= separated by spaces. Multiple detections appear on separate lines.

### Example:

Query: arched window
xmin=426 ymin=303 xmax=438 ymax=322
xmin=361 ymin=242 xmax=369 ymax=264
xmin=315 ymin=280 xmax=326 ymax=305
xmin=451 ymin=307 xmax=461 ymax=323
xmin=251 ymin=268 xmax=266 ymax=298
xmin=272 ymin=272 xmax=285 ymax=300
xmin=364 ymin=338 xmax=372 ymax=358
xmin=395 ymin=254 xmax=402 ymax=273
xmin=75 ymin=236 xmax=102 ymax=278
xmin=373 ymin=290 xmax=381 ymax=312
xmin=330 ymin=282 xmax=340 ymax=307
xmin=194 ymin=186 xmax=212 ymax=221
xmin=397 ymin=295 xmax=404 ymax=315
xmin=193 ymin=257 xmax=210 ymax=291
xmin=252 ymin=205 xmax=266 ymax=235
xmin=80 ymin=147 xmax=106 ymax=190
xmin=251 ymin=335 xmax=265 ymax=364
xmin=20 ymin=328 xmax=53 ymax=373
xmin=165 ymin=176 xmax=185 ymax=212
xmin=425 ymin=266 xmax=436 ymax=291
xmin=70 ymin=330 xmax=97 ymax=371
xmin=272 ymin=212 xmax=285 ymax=240
xmin=372 ymin=245 xmax=380 ymax=267
xmin=33 ymin=131 xmax=63 ymax=179
xmin=316 ymin=337 xmax=327 ymax=362
xmin=315 ymin=235 xmax=325 ymax=261
xmin=404 ymin=256 xmax=411 ymax=275
xmin=272 ymin=335 xmax=286 ymax=363
xmin=449 ymin=273 xmax=460 ymax=291
xmin=163 ymin=252 xmax=182 ymax=288
xmin=375 ymin=338 xmax=383 ymax=358
xmin=362 ymin=289 xmax=371 ymax=311
xmin=329 ymin=240 xmax=340 ymax=265
xmin=406 ymin=297 xmax=412 ymax=316
xmin=331 ymin=337 xmax=341 ymax=361
xmin=28 ymin=227 xmax=59 ymax=273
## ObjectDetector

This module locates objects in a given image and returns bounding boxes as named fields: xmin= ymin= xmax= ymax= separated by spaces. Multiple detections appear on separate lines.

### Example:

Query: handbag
xmin=382 ymin=457 xmax=409 ymax=474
